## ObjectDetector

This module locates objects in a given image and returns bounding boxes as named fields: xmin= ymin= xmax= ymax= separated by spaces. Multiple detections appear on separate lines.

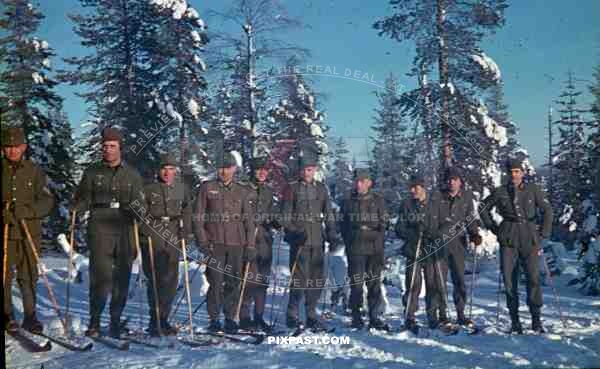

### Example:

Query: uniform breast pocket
xmin=149 ymin=194 xmax=164 ymax=214
xmin=120 ymin=182 xmax=133 ymax=202
xmin=228 ymin=199 xmax=242 ymax=213
xmin=93 ymin=178 xmax=110 ymax=202
xmin=22 ymin=180 xmax=35 ymax=203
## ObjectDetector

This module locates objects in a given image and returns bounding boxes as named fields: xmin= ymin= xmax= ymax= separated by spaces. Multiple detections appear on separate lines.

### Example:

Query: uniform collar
xmin=446 ymin=189 xmax=463 ymax=199
xmin=102 ymin=160 xmax=124 ymax=169
xmin=218 ymin=179 xmax=234 ymax=189
xmin=299 ymin=177 xmax=316 ymax=186
xmin=4 ymin=157 xmax=25 ymax=169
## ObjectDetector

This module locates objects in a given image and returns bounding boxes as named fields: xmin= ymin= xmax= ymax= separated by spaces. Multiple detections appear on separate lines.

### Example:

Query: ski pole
xmin=179 ymin=220 xmax=195 ymax=339
xmin=236 ymin=227 xmax=259 ymax=322
xmin=540 ymin=247 xmax=567 ymax=328
xmin=468 ymin=248 xmax=478 ymax=320
xmin=133 ymin=220 xmax=144 ymax=332
xmin=272 ymin=244 xmax=304 ymax=329
xmin=496 ymin=264 xmax=502 ymax=328
xmin=170 ymin=258 xmax=201 ymax=321
xmin=190 ymin=296 xmax=207 ymax=322
xmin=435 ymin=259 xmax=451 ymax=324
xmin=3 ymin=202 xmax=9 ymax=303
xmin=236 ymin=261 xmax=251 ymax=322
xmin=20 ymin=219 xmax=67 ymax=332
xmin=147 ymin=236 xmax=163 ymax=337
xmin=65 ymin=210 xmax=77 ymax=336
xmin=404 ymin=233 xmax=423 ymax=322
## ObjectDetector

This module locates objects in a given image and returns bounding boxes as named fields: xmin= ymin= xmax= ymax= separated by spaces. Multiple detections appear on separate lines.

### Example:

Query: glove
xmin=243 ymin=246 xmax=257 ymax=262
xmin=471 ymin=234 xmax=483 ymax=247
xmin=200 ymin=242 xmax=214 ymax=258
xmin=328 ymin=239 xmax=344 ymax=254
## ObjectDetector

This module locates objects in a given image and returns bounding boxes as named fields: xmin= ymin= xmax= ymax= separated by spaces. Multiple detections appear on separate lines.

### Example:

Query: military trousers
xmin=286 ymin=244 xmax=324 ymax=321
xmin=88 ymin=220 xmax=135 ymax=325
xmin=4 ymin=237 xmax=39 ymax=319
xmin=140 ymin=234 xmax=180 ymax=324
xmin=205 ymin=245 xmax=244 ymax=321
xmin=348 ymin=251 xmax=384 ymax=320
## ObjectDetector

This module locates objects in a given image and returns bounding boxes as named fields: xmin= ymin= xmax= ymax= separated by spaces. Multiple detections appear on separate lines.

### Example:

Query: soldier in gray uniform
xmin=428 ymin=166 xmax=482 ymax=328
xmin=340 ymin=169 xmax=389 ymax=330
xmin=395 ymin=174 xmax=433 ymax=332
xmin=239 ymin=157 xmax=280 ymax=332
xmin=281 ymin=157 xmax=338 ymax=331
xmin=194 ymin=152 xmax=257 ymax=334
xmin=2 ymin=127 xmax=55 ymax=333
xmin=479 ymin=158 xmax=553 ymax=334
xmin=71 ymin=127 xmax=145 ymax=338
xmin=134 ymin=153 xmax=193 ymax=336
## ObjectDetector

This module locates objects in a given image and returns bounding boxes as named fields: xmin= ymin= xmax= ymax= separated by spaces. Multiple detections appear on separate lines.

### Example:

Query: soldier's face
xmin=159 ymin=165 xmax=177 ymax=184
xmin=218 ymin=165 xmax=236 ymax=182
xmin=511 ymin=169 xmax=524 ymax=185
xmin=410 ymin=184 xmax=426 ymax=200
xmin=356 ymin=178 xmax=372 ymax=194
xmin=301 ymin=165 xmax=317 ymax=183
xmin=102 ymin=140 xmax=121 ymax=163
xmin=448 ymin=177 xmax=462 ymax=193
xmin=255 ymin=168 xmax=269 ymax=183
xmin=3 ymin=144 xmax=27 ymax=162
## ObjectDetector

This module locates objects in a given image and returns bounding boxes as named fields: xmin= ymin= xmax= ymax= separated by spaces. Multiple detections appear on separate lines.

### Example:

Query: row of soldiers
xmin=2 ymin=126 xmax=553 ymax=338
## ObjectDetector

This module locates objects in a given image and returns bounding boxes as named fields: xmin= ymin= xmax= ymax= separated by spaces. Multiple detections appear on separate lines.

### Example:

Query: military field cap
xmin=101 ymin=127 xmax=123 ymax=142
xmin=1 ymin=127 xmax=26 ymax=146
xmin=409 ymin=174 xmax=426 ymax=188
xmin=354 ymin=168 xmax=371 ymax=180
xmin=215 ymin=152 xmax=237 ymax=168
xmin=507 ymin=158 xmax=524 ymax=171
xmin=445 ymin=166 xmax=463 ymax=181
xmin=252 ymin=156 xmax=269 ymax=170
xmin=159 ymin=153 xmax=178 ymax=168
xmin=299 ymin=156 xmax=319 ymax=170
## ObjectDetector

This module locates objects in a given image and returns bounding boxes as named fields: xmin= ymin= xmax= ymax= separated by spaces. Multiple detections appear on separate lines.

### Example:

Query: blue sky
xmin=33 ymin=0 xmax=599 ymax=166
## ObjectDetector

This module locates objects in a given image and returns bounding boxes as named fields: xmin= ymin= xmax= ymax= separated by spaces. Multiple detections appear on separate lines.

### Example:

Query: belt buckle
xmin=110 ymin=201 xmax=120 ymax=209
xmin=161 ymin=216 xmax=170 ymax=223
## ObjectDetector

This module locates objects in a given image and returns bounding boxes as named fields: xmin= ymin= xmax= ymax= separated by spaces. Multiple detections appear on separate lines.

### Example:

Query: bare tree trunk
xmin=436 ymin=0 xmax=452 ymax=171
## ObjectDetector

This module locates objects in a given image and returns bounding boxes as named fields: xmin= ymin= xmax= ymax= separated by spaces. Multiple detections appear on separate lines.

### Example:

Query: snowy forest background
xmin=1 ymin=0 xmax=599 ymax=296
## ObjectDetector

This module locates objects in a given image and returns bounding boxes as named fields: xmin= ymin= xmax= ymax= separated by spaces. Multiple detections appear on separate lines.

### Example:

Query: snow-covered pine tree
xmin=146 ymin=0 xmax=209 ymax=184
xmin=206 ymin=0 xmax=308 ymax=173
xmin=266 ymin=57 xmax=328 ymax=180
xmin=370 ymin=73 xmax=411 ymax=212
xmin=551 ymin=72 xmax=591 ymax=246
xmin=568 ymin=64 xmax=600 ymax=296
xmin=0 ymin=0 xmax=62 ymax=168
xmin=374 ymin=0 xmax=509 ymax=194
xmin=329 ymin=136 xmax=353 ymax=202
xmin=587 ymin=64 xmax=600 ymax=211
xmin=44 ymin=107 xmax=77 ymax=245
xmin=63 ymin=0 xmax=169 ymax=177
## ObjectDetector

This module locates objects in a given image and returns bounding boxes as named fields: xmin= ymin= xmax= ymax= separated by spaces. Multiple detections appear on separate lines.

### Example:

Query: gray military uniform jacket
xmin=281 ymin=179 xmax=337 ymax=248
xmin=339 ymin=190 xmax=387 ymax=256
xmin=137 ymin=180 xmax=193 ymax=247
xmin=194 ymin=179 xmax=257 ymax=248
xmin=479 ymin=182 xmax=553 ymax=254
xmin=72 ymin=161 xmax=145 ymax=229
xmin=428 ymin=189 xmax=479 ymax=259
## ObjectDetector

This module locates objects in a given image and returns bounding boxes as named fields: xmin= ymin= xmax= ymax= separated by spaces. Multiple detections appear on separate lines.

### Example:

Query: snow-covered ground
xmin=5 ymin=235 xmax=600 ymax=369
